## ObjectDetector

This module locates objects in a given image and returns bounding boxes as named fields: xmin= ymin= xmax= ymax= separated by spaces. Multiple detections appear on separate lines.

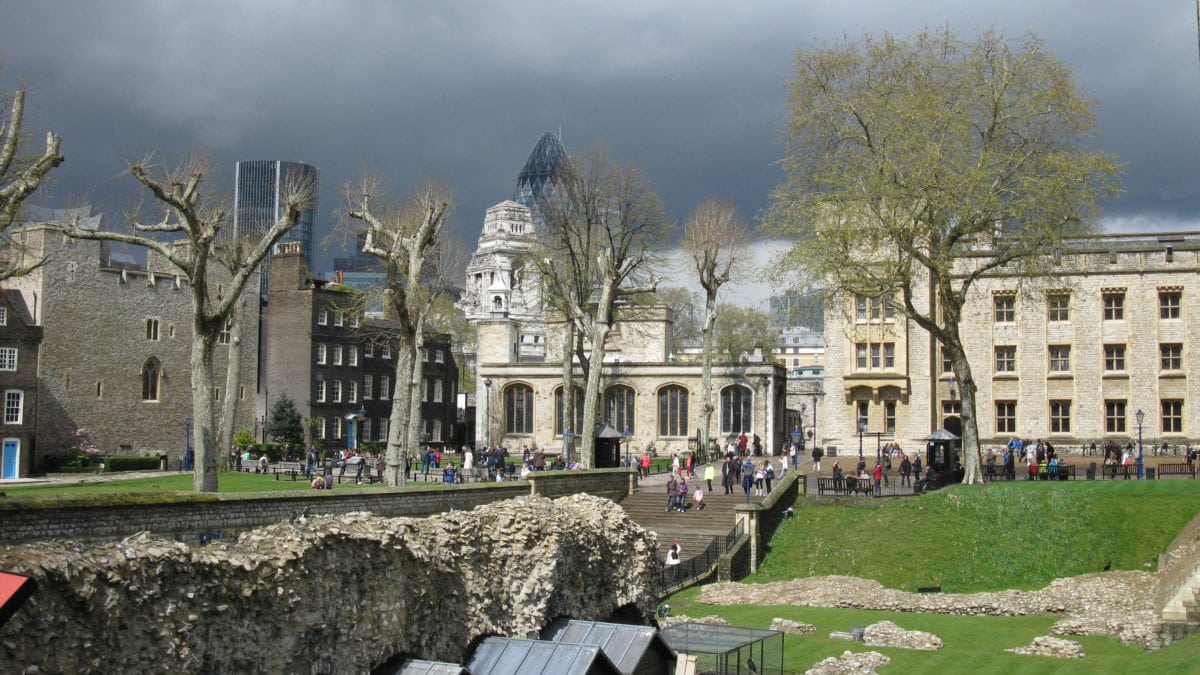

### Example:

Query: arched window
xmin=657 ymin=385 xmax=688 ymax=437
xmin=555 ymin=386 xmax=585 ymax=436
xmin=142 ymin=358 xmax=161 ymax=401
xmin=504 ymin=383 xmax=534 ymax=434
xmin=720 ymin=384 xmax=753 ymax=435
xmin=605 ymin=385 xmax=636 ymax=434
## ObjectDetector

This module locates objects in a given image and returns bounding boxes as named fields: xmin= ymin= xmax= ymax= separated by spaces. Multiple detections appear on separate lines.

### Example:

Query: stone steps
xmin=619 ymin=476 xmax=764 ymax=560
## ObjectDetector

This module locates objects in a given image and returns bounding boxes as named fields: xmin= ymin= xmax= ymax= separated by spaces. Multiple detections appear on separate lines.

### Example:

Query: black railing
xmin=659 ymin=522 xmax=744 ymax=598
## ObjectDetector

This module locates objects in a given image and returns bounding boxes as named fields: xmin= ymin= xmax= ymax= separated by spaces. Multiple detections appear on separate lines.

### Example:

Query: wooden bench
xmin=1158 ymin=463 xmax=1196 ymax=478
xmin=1099 ymin=463 xmax=1136 ymax=480
xmin=815 ymin=476 xmax=871 ymax=495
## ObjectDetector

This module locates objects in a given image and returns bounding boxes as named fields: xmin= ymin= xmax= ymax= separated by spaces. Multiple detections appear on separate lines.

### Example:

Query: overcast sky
xmin=4 ymin=1 xmax=1200 ymax=305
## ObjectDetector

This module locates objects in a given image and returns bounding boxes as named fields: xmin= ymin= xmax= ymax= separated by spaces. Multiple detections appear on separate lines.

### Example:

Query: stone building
xmin=821 ymin=231 xmax=1200 ymax=454
xmin=0 ymin=291 xmax=42 ymax=477
xmin=263 ymin=243 xmax=458 ymax=453
xmin=1 ymin=209 xmax=259 ymax=470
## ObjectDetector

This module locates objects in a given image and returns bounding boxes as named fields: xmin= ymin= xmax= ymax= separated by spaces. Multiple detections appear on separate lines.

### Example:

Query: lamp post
xmin=858 ymin=416 xmax=867 ymax=460
xmin=483 ymin=378 xmax=492 ymax=449
xmin=809 ymin=386 xmax=825 ymax=458
xmin=790 ymin=426 xmax=802 ymax=470
xmin=1136 ymin=408 xmax=1145 ymax=480
xmin=623 ymin=427 xmax=632 ymax=468
xmin=563 ymin=427 xmax=574 ymax=466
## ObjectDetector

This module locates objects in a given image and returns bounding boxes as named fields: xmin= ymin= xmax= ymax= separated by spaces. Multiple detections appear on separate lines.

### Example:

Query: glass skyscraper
xmin=512 ymin=132 xmax=568 ymax=227
xmin=233 ymin=160 xmax=319 ymax=274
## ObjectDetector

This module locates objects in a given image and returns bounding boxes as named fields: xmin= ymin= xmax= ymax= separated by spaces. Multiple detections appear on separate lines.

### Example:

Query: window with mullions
xmin=720 ymin=385 xmax=753 ymax=435
xmin=555 ymin=386 xmax=584 ymax=435
xmin=1162 ymin=399 xmax=1184 ymax=434
xmin=1104 ymin=344 xmax=1126 ymax=372
xmin=1050 ymin=400 xmax=1072 ymax=433
xmin=1103 ymin=292 xmax=1125 ymax=320
xmin=994 ymin=295 xmax=1016 ymax=322
xmin=141 ymin=359 xmax=162 ymax=401
xmin=1048 ymin=345 xmax=1071 ymax=373
xmin=1160 ymin=291 xmax=1182 ymax=319
xmin=1047 ymin=294 xmax=1070 ymax=322
xmin=658 ymin=385 xmax=688 ymax=437
xmin=996 ymin=401 xmax=1016 ymax=434
xmin=605 ymin=385 xmax=636 ymax=434
xmin=1161 ymin=343 xmax=1183 ymax=371
xmin=505 ymin=384 xmax=534 ymax=434
xmin=1105 ymin=400 xmax=1126 ymax=433
xmin=994 ymin=346 xmax=1016 ymax=373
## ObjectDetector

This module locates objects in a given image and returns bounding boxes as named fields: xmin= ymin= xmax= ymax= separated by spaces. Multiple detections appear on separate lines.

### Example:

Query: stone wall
xmin=0 ymin=470 xmax=633 ymax=544
xmin=0 ymin=494 xmax=659 ymax=673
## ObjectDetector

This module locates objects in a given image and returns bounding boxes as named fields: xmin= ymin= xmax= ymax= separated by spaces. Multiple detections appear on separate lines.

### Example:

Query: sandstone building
xmin=821 ymin=231 xmax=1200 ymax=455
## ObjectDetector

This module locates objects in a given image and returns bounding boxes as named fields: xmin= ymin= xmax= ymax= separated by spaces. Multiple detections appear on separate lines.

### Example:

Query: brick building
xmin=0 ymin=291 xmax=42 ymax=477
xmin=821 ymin=231 xmax=1200 ymax=454
xmin=2 ymin=210 xmax=259 ymax=472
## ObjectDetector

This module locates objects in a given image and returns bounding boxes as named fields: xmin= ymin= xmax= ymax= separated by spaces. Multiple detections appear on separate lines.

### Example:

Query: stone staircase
xmin=618 ymin=474 xmax=764 ymax=561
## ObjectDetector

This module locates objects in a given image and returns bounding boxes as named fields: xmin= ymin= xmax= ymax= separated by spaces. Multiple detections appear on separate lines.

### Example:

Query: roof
xmin=466 ymin=636 xmax=621 ymax=675
xmin=925 ymin=429 xmax=960 ymax=441
xmin=541 ymin=619 xmax=675 ymax=675
xmin=388 ymin=659 xmax=466 ymax=675
xmin=658 ymin=622 xmax=781 ymax=656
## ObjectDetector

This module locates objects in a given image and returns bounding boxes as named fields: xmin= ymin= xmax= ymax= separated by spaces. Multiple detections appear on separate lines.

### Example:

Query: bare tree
xmin=344 ymin=177 xmax=451 ymax=486
xmin=680 ymin=198 xmax=750 ymax=459
xmin=533 ymin=146 xmax=669 ymax=467
xmin=1 ymin=87 xmax=64 ymax=279
xmin=58 ymin=155 xmax=312 ymax=491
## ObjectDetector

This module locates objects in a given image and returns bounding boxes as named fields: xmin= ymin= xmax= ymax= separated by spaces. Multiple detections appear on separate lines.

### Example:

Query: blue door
xmin=2 ymin=439 xmax=18 ymax=479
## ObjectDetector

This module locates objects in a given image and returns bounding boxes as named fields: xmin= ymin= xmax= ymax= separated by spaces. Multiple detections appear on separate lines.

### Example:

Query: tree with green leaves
xmin=712 ymin=304 xmax=775 ymax=362
xmin=767 ymin=29 xmax=1121 ymax=484
xmin=266 ymin=395 xmax=304 ymax=447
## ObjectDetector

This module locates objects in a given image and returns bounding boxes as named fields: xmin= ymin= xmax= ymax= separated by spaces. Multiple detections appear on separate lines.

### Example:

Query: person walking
xmin=811 ymin=445 xmax=823 ymax=473
xmin=742 ymin=457 xmax=755 ymax=503
xmin=704 ymin=462 xmax=716 ymax=493
xmin=721 ymin=456 xmax=735 ymax=495
xmin=665 ymin=475 xmax=678 ymax=511
xmin=764 ymin=460 xmax=775 ymax=494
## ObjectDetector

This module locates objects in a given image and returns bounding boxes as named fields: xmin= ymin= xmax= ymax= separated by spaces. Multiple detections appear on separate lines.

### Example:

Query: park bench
xmin=814 ymin=475 xmax=872 ymax=496
xmin=1099 ymin=463 xmax=1136 ymax=480
xmin=815 ymin=477 xmax=839 ymax=495
xmin=1158 ymin=463 xmax=1196 ymax=478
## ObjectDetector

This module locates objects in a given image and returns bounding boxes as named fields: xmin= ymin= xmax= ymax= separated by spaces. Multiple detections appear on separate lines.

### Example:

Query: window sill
xmin=992 ymin=373 xmax=1018 ymax=381
xmin=1102 ymin=372 xmax=1130 ymax=379
xmin=1047 ymin=373 xmax=1073 ymax=380
xmin=1159 ymin=372 xmax=1187 ymax=379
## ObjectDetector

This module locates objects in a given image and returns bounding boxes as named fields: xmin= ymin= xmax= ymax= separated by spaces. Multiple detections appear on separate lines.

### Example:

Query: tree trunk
xmin=561 ymin=321 xmax=576 ymax=461
xmin=216 ymin=296 xmax=246 ymax=472
xmin=385 ymin=330 xmax=416 ymax=486
xmin=698 ymin=292 xmax=718 ymax=461
xmin=954 ymin=357 xmax=984 ymax=484
xmin=191 ymin=332 xmax=218 ymax=492
xmin=579 ymin=321 xmax=609 ymax=469
xmin=406 ymin=315 xmax=427 ymax=471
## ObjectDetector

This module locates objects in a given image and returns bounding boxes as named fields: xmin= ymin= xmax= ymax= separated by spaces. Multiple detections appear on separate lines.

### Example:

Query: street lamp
xmin=790 ymin=426 xmax=802 ymax=469
xmin=809 ymin=385 xmax=825 ymax=457
xmin=858 ymin=416 xmax=867 ymax=460
xmin=1136 ymin=408 xmax=1145 ymax=480
xmin=563 ymin=427 xmax=574 ymax=466
xmin=623 ymin=427 xmax=633 ymax=468
xmin=483 ymin=378 xmax=492 ymax=449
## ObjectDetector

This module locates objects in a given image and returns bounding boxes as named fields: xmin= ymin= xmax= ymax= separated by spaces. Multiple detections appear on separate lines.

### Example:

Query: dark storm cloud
xmin=3 ymin=0 xmax=1199 ymax=281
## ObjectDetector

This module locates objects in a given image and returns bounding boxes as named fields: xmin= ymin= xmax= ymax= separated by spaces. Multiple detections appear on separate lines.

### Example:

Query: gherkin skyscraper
xmin=513 ymin=131 xmax=568 ymax=226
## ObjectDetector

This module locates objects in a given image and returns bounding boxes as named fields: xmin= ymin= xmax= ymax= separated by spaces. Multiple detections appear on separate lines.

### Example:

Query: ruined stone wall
xmin=0 ymin=494 xmax=659 ymax=674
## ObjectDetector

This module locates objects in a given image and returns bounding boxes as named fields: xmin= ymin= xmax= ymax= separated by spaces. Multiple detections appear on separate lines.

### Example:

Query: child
xmin=693 ymin=486 xmax=705 ymax=510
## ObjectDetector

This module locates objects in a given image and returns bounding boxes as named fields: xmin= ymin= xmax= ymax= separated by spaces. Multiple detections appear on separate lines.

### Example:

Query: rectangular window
xmin=0 ymin=307 xmax=7 ymax=325
xmin=870 ymin=344 xmax=881 ymax=368
xmin=1105 ymin=400 xmax=1127 ymax=433
xmin=1160 ymin=291 xmax=1182 ymax=319
xmin=1104 ymin=344 xmax=1126 ymax=372
xmin=381 ymin=375 xmax=390 ymax=400
xmin=349 ymin=346 xmax=358 ymax=367
xmin=333 ymin=417 xmax=342 ymax=440
xmin=941 ymin=347 xmax=953 ymax=374
xmin=1047 ymin=294 xmax=1070 ymax=321
xmin=994 ymin=295 xmax=1015 ymax=323
xmin=145 ymin=318 xmax=159 ymax=341
xmin=855 ymin=343 xmax=867 ymax=369
xmin=379 ymin=418 xmax=389 ymax=442
xmin=1162 ymin=399 xmax=1184 ymax=433
xmin=362 ymin=418 xmax=371 ymax=443
xmin=348 ymin=380 xmax=358 ymax=403
xmin=1048 ymin=345 xmax=1071 ymax=373
xmin=218 ymin=318 xmax=232 ymax=345
xmin=884 ymin=401 xmax=896 ymax=433
xmin=994 ymin=346 xmax=1016 ymax=373
xmin=4 ymin=390 xmax=22 ymax=424
xmin=0 ymin=348 xmax=17 ymax=371
xmin=364 ymin=344 xmax=374 ymax=358
xmin=334 ymin=311 xmax=344 ymax=327
xmin=422 ymin=378 xmax=429 ymax=402
xmin=422 ymin=348 xmax=430 ymax=362
xmin=363 ymin=374 xmax=373 ymax=400
xmin=316 ymin=344 xmax=327 ymax=365
xmin=434 ymin=379 xmax=443 ymax=403
xmin=1103 ymin=292 xmax=1125 ymax=321
xmin=316 ymin=379 xmax=326 ymax=403
xmin=855 ymin=295 xmax=868 ymax=321
xmin=995 ymin=401 xmax=1017 ymax=434
xmin=435 ymin=350 xmax=444 ymax=363
xmin=432 ymin=419 xmax=443 ymax=442
xmin=382 ymin=345 xmax=392 ymax=359
xmin=942 ymin=401 xmax=961 ymax=416
xmin=855 ymin=342 xmax=894 ymax=371
xmin=883 ymin=343 xmax=895 ymax=369
xmin=316 ymin=417 xmax=325 ymax=440
xmin=350 ymin=315 xmax=359 ymax=328
xmin=1161 ymin=343 xmax=1183 ymax=371
xmin=1050 ymin=400 xmax=1072 ymax=433
xmin=333 ymin=345 xmax=343 ymax=366
xmin=332 ymin=380 xmax=342 ymax=403
xmin=317 ymin=308 xmax=328 ymax=326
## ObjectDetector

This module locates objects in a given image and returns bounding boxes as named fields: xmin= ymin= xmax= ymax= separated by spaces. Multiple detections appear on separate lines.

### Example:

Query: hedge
xmin=105 ymin=456 xmax=161 ymax=472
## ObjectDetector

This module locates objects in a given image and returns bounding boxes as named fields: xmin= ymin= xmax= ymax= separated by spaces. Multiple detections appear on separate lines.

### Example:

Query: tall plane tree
xmin=59 ymin=156 xmax=312 ymax=491
xmin=681 ymin=198 xmax=749 ymax=460
xmin=344 ymin=178 xmax=450 ymax=486
xmin=534 ymin=146 xmax=669 ymax=468
xmin=768 ymin=29 xmax=1120 ymax=484
xmin=1 ymin=86 xmax=64 ymax=279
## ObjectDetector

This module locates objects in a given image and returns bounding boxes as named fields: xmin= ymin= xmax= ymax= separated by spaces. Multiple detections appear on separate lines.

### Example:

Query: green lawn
xmin=0 ymin=471 xmax=394 ymax=496
xmin=667 ymin=479 xmax=1200 ymax=672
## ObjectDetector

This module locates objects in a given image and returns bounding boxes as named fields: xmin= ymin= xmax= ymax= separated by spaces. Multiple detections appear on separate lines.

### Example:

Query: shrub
xmin=105 ymin=456 xmax=161 ymax=472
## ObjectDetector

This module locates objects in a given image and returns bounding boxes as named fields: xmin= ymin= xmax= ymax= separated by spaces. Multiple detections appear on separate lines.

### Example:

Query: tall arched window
xmin=504 ymin=383 xmax=534 ymax=434
xmin=142 ymin=358 xmax=162 ymax=401
xmin=605 ymin=385 xmax=636 ymax=434
xmin=657 ymin=385 xmax=688 ymax=437
xmin=555 ymin=386 xmax=585 ymax=436
xmin=720 ymin=384 xmax=752 ymax=435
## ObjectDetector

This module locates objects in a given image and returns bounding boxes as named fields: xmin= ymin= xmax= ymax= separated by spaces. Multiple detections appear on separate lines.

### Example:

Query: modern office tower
xmin=512 ymin=132 xmax=568 ymax=226
xmin=233 ymin=160 xmax=319 ymax=276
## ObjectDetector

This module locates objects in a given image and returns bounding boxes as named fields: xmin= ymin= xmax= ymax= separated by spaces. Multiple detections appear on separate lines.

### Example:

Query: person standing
xmin=899 ymin=454 xmax=911 ymax=487
xmin=912 ymin=454 xmax=922 ymax=486
xmin=738 ymin=432 xmax=748 ymax=456
xmin=665 ymin=474 xmax=678 ymax=512
xmin=721 ymin=456 xmax=735 ymax=495
xmin=764 ymin=460 xmax=775 ymax=494
xmin=641 ymin=452 xmax=652 ymax=478
xmin=811 ymin=446 xmax=823 ymax=473
xmin=742 ymin=457 xmax=755 ymax=503
xmin=873 ymin=461 xmax=883 ymax=496
xmin=704 ymin=462 xmax=716 ymax=493
xmin=671 ymin=453 xmax=681 ymax=477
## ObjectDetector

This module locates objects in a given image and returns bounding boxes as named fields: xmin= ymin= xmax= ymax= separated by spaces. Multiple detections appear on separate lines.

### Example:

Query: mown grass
xmin=667 ymin=479 xmax=1200 ymax=672
xmin=665 ymin=586 xmax=1200 ymax=674
xmin=755 ymin=479 xmax=1200 ymax=592
xmin=0 ymin=471 xmax=388 ymax=497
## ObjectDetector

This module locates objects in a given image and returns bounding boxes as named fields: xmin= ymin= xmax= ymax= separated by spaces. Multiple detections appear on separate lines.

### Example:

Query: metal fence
xmin=659 ymin=521 xmax=744 ymax=597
